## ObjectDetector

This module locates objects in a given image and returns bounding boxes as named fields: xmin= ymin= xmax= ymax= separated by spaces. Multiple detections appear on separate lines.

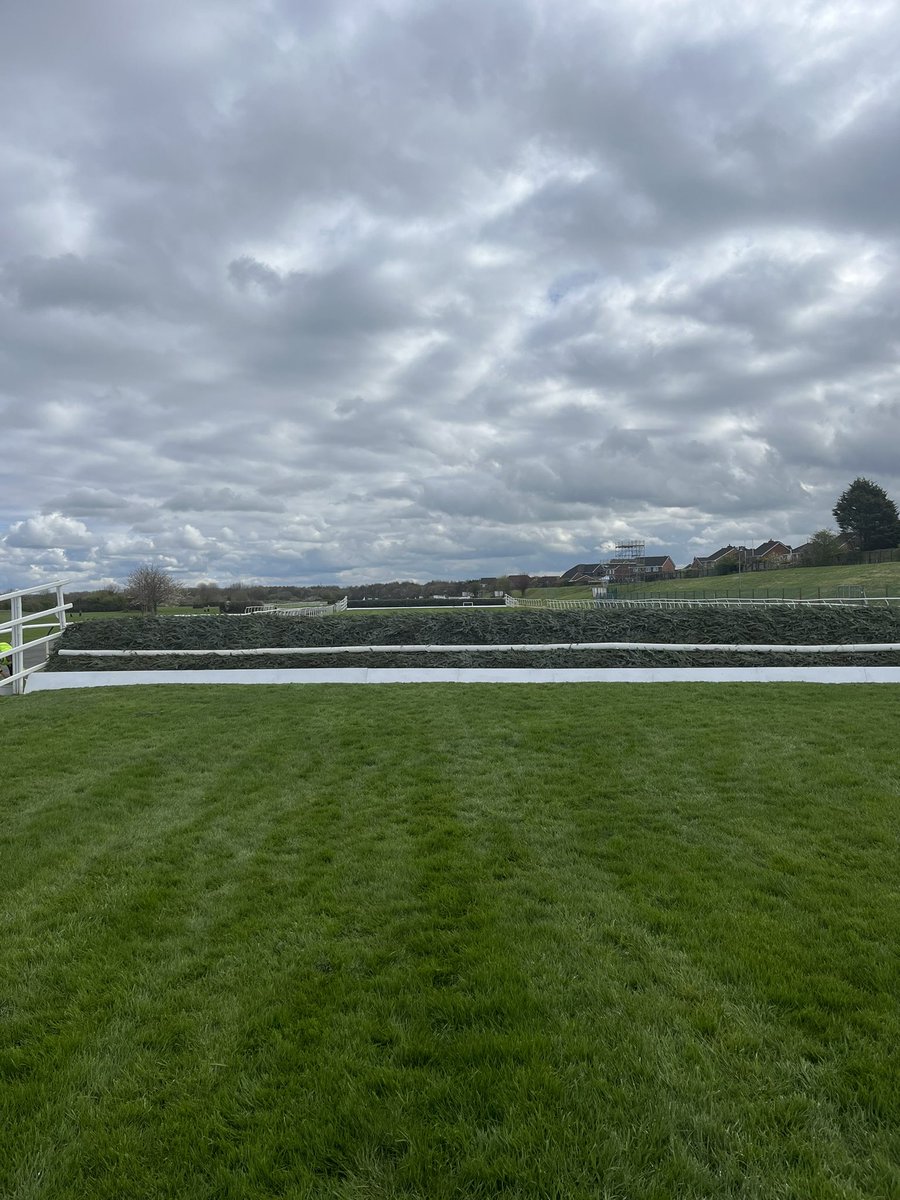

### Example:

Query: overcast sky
xmin=2 ymin=0 xmax=900 ymax=589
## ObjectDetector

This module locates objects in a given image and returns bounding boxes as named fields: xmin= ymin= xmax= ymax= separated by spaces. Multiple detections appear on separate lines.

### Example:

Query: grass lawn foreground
xmin=1 ymin=684 xmax=898 ymax=1199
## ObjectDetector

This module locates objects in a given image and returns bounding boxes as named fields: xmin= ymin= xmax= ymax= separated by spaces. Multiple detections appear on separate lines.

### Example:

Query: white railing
xmin=241 ymin=597 xmax=348 ymax=617
xmin=1 ymin=581 xmax=71 ymax=695
xmin=505 ymin=594 xmax=900 ymax=609
xmin=505 ymin=595 xmax=598 ymax=609
xmin=58 ymin=639 xmax=900 ymax=659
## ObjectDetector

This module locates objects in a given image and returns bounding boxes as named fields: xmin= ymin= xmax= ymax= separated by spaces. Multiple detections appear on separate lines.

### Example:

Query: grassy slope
xmin=2 ymin=685 xmax=898 ymax=1199
xmin=532 ymin=561 xmax=900 ymax=601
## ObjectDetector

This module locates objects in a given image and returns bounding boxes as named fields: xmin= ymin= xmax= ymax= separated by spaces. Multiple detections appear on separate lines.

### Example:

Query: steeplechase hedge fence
xmin=48 ymin=607 xmax=900 ymax=670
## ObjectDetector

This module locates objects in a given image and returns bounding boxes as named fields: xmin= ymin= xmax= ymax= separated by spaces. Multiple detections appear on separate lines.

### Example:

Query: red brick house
xmin=690 ymin=540 xmax=792 ymax=574
xmin=606 ymin=555 xmax=677 ymax=580
xmin=688 ymin=545 xmax=737 ymax=574
xmin=561 ymin=557 xmax=676 ymax=583
xmin=748 ymin=539 xmax=791 ymax=566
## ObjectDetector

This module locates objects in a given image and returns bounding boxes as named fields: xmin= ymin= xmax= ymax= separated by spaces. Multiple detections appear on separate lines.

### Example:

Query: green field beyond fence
xmin=1 ymin=685 xmax=897 ymax=1198
xmin=533 ymin=561 xmax=900 ymax=602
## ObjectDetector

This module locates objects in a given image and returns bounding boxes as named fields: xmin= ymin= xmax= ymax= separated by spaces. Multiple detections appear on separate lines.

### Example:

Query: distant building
xmin=747 ymin=539 xmax=792 ymax=566
xmin=559 ymin=563 xmax=605 ymax=584
xmin=561 ymin=556 xmax=676 ymax=584
xmin=689 ymin=540 xmax=792 ymax=575
xmin=688 ymin=545 xmax=737 ymax=573
xmin=605 ymin=555 xmax=676 ymax=580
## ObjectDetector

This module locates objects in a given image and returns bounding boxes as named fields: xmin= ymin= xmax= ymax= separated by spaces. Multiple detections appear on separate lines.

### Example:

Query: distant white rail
xmin=241 ymin=597 xmax=348 ymax=617
xmin=58 ymin=640 xmax=900 ymax=658
xmin=1 ymin=581 xmax=71 ymax=695
xmin=505 ymin=594 xmax=900 ymax=609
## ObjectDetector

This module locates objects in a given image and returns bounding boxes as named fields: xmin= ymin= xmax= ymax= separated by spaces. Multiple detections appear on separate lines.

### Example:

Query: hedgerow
xmin=46 ymin=607 xmax=900 ymax=670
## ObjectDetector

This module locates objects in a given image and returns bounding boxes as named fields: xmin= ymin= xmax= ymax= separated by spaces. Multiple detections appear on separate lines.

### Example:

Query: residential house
xmin=605 ymin=554 xmax=676 ymax=580
xmin=688 ymin=545 xmax=737 ymax=574
xmin=690 ymin=541 xmax=792 ymax=574
xmin=559 ymin=563 xmax=605 ymax=584
xmin=746 ymin=539 xmax=791 ymax=567
xmin=561 ymin=556 xmax=676 ymax=583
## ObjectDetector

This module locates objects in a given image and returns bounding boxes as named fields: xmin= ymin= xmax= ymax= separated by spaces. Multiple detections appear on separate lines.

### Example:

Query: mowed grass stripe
xmin=1 ymin=685 xmax=898 ymax=1199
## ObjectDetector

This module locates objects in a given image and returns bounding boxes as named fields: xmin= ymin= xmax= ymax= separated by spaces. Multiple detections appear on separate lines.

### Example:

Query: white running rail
xmin=242 ymin=597 xmax=348 ymax=617
xmin=505 ymin=594 xmax=900 ymax=609
xmin=1 ymin=581 xmax=72 ymax=695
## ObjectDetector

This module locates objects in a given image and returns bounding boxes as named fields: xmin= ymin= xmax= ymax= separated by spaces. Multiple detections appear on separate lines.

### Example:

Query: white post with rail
xmin=1 ymin=581 xmax=72 ymax=695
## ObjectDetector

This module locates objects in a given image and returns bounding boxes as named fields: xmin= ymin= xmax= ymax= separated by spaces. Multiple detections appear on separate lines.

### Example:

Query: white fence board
xmin=27 ymin=666 xmax=900 ymax=689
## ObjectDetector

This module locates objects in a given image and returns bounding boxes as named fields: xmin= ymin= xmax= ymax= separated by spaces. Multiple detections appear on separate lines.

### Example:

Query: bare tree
xmin=125 ymin=564 xmax=180 ymax=615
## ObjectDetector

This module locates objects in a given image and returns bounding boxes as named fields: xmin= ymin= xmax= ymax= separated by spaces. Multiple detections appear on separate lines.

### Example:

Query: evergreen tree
xmin=832 ymin=478 xmax=900 ymax=551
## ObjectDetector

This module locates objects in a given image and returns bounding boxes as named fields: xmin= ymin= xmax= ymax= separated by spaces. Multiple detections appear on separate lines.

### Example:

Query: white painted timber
xmin=505 ymin=594 xmax=900 ymax=609
xmin=55 ymin=640 xmax=900 ymax=656
xmin=26 ymin=666 xmax=900 ymax=690
xmin=0 ymin=581 xmax=70 ymax=694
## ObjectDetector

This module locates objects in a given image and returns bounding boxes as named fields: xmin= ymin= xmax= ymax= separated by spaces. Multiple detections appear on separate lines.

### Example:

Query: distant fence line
xmin=505 ymin=594 xmax=900 ymax=610
xmin=240 ymin=597 xmax=348 ymax=617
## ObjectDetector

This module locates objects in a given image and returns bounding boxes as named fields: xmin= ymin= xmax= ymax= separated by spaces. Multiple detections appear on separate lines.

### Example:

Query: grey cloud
xmin=2 ymin=0 xmax=900 ymax=587
xmin=644 ymin=253 xmax=839 ymax=345
xmin=164 ymin=486 xmax=288 ymax=513
xmin=1 ymin=254 xmax=145 ymax=314
xmin=40 ymin=487 xmax=143 ymax=517
xmin=227 ymin=257 xmax=285 ymax=295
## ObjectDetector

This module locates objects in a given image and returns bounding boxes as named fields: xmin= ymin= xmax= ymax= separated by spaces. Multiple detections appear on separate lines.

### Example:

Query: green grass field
xmin=532 ymin=561 xmax=900 ymax=602
xmin=2 ymin=685 xmax=898 ymax=1198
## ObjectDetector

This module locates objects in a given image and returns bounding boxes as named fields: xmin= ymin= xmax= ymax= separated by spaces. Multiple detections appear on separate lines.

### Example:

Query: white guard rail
xmin=505 ymin=594 xmax=900 ymax=609
xmin=58 ymin=640 xmax=900 ymax=658
xmin=1 ymin=581 xmax=71 ymax=695
xmin=241 ymin=597 xmax=348 ymax=617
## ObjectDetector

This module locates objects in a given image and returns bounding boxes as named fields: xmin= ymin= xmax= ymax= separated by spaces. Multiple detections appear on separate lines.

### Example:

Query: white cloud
xmin=5 ymin=513 xmax=94 ymax=548
xmin=2 ymin=0 xmax=900 ymax=587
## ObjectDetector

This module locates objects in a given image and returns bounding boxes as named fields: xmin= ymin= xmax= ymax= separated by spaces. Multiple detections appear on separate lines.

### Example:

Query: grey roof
xmin=608 ymin=555 xmax=674 ymax=567
xmin=559 ymin=563 xmax=603 ymax=581
xmin=692 ymin=545 xmax=735 ymax=563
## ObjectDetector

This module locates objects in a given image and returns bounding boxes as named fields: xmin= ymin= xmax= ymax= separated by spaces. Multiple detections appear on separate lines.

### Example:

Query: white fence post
xmin=1 ymin=580 xmax=72 ymax=695
xmin=10 ymin=594 xmax=24 ymax=696
xmin=56 ymin=583 xmax=67 ymax=632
